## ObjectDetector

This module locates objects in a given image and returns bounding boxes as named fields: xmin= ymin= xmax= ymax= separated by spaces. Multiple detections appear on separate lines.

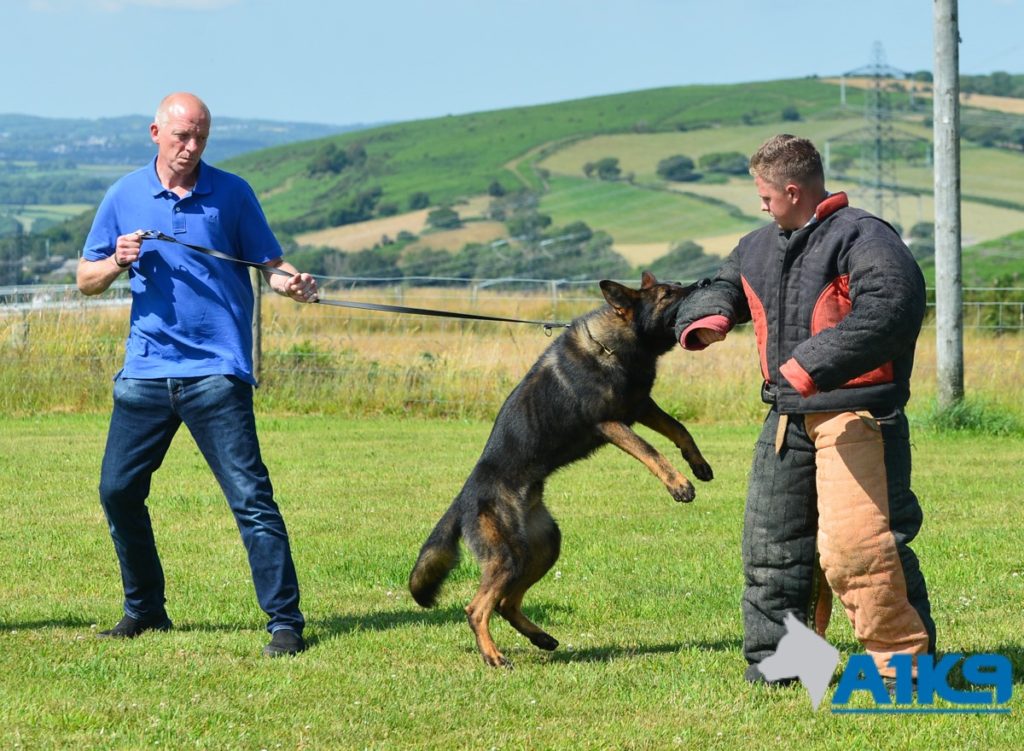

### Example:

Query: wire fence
xmin=3 ymin=279 xmax=1024 ymax=332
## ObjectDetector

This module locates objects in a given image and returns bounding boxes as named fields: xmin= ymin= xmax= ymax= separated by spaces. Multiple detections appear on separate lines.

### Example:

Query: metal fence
xmin=3 ymin=279 xmax=1024 ymax=332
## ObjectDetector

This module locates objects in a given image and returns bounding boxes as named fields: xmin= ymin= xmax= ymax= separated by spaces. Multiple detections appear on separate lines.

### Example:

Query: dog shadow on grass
xmin=311 ymin=603 xmax=742 ymax=662
xmin=317 ymin=603 xmax=469 ymax=639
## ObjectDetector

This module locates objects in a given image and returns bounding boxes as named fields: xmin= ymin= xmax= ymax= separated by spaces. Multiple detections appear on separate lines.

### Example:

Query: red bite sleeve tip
xmin=780 ymin=357 xmax=818 ymax=397
xmin=679 ymin=315 xmax=731 ymax=351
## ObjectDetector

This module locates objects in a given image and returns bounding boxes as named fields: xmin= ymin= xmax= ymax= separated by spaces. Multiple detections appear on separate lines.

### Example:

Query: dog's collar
xmin=583 ymin=319 xmax=615 ymax=356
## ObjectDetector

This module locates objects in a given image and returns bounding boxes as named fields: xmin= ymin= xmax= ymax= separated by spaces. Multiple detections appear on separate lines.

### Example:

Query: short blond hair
xmin=749 ymin=134 xmax=824 ymax=189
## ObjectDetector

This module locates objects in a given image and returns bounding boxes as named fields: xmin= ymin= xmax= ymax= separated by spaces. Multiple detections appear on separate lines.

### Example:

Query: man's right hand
xmin=77 ymin=229 xmax=146 ymax=296
xmin=112 ymin=230 xmax=146 ymax=269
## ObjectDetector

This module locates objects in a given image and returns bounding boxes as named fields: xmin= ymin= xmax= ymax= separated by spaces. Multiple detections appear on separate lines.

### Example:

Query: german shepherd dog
xmin=408 ymin=271 xmax=713 ymax=667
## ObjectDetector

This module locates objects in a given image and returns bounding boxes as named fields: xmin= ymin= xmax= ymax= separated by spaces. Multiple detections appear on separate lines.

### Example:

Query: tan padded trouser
xmin=804 ymin=411 xmax=931 ymax=677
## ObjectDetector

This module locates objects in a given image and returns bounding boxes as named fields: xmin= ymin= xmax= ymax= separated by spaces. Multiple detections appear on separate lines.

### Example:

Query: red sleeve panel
xmin=811 ymin=274 xmax=894 ymax=388
xmin=741 ymin=276 xmax=770 ymax=382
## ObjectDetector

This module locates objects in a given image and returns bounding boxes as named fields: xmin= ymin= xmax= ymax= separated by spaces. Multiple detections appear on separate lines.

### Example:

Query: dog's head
xmin=599 ymin=271 xmax=704 ymax=351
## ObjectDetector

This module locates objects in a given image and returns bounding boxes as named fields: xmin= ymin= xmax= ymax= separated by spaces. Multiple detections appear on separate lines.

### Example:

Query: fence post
xmin=11 ymin=311 xmax=29 ymax=347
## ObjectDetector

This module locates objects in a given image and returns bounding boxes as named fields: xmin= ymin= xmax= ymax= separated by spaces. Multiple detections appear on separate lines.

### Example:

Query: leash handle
xmin=138 ymin=229 xmax=571 ymax=331
xmin=139 ymin=230 xmax=293 ymax=278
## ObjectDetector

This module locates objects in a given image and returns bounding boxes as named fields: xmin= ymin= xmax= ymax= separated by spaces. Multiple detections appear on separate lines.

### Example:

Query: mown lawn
xmin=1 ymin=415 xmax=1021 ymax=749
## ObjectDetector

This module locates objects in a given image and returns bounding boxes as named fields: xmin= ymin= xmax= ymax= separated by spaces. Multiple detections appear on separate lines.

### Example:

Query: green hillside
xmin=920 ymin=227 xmax=1024 ymax=286
xmin=7 ymin=76 xmax=1024 ymax=285
xmin=223 ymin=79 xmax=862 ymax=233
xmin=218 ymin=77 xmax=1024 ymax=283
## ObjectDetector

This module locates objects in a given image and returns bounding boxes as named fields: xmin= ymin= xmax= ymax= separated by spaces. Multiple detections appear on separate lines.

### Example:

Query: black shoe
xmin=744 ymin=663 xmax=798 ymax=687
xmin=98 ymin=613 xmax=173 ymax=638
xmin=884 ymin=676 xmax=917 ymax=701
xmin=263 ymin=629 xmax=306 ymax=657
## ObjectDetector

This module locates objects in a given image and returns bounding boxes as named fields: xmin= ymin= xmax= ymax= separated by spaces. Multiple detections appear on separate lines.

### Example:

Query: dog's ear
xmin=640 ymin=270 xmax=657 ymax=289
xmin=599 ymin=280 xmax=638 ymax=317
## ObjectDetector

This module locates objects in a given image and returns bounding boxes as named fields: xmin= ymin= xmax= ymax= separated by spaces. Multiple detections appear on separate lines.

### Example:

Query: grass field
xmin=2 ymin=290 xmax=1023 ymax=747
xmin=294 ymin=196 xmax=502 ymax=254
xmin=1 ymin=413 xmax=1021 ymax=749
xmin=536 ymin=119 xmax=879 ymax=183
xmin=0 ymin=203 xmax=95 ymax=233
xmin=535 ymin=120 xmax=1024 ymax=260
xmin=675 ymin=176 xmax=1024 ymax=250
xmin=538 ymin=176 xmax=760 ymax=246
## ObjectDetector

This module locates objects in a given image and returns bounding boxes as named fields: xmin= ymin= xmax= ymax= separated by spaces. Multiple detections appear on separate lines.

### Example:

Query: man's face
xmin=150 ymin=102 xmax=210 ymax=181
xmin=755 ymin=175 xmax=801 ymax=231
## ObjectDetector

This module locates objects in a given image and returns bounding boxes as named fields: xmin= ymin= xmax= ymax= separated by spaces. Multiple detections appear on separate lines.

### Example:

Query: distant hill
xmin=0 ymin=114 xmax=375 ymax=232
xmin=5 ymin=77 xmax=1024 ymax=286
xmin=0 ymin=113 xmax=369 ymax=166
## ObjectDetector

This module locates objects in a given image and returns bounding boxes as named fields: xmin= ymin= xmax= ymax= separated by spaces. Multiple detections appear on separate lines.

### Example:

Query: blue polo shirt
xmin=84 ymin=158 xmax=283 ymax=385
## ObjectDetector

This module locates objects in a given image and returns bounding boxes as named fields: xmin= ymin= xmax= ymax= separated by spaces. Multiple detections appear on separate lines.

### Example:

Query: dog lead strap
xmin=137 ymin=230 xmax=571 ymax=332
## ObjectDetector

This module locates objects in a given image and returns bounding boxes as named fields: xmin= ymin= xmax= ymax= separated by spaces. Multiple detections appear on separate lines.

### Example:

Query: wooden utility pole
xmin=933 ymin=0 xmax=964 ymax=408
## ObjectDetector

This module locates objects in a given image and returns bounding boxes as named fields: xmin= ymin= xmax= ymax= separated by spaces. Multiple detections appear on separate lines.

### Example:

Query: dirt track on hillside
xmin=295 ymin=196 xmax=495 ymax=252
xmin=826 ymin=77 xmax=1024 ymax=115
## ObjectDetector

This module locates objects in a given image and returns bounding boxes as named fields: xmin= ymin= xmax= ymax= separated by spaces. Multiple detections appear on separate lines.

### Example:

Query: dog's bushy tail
xmin=408 ymin=500 xmax=462 ymax=607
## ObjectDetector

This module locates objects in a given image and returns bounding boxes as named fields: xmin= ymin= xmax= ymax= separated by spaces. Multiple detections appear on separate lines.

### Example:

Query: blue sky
xmin=6 ymin=0 xmax=1023 ymax=126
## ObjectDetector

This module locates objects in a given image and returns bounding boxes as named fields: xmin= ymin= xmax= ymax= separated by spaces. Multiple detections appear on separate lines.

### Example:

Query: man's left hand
xmin=283 ymin=272 xmax=319 ymax=303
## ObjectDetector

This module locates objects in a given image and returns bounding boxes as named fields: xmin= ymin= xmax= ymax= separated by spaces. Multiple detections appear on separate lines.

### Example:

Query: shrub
xmin=699 ymin=151 xmax=749 ymax=175
xmin=657 ymin=155 xmax=699 ymax=182
xmin=426 ymin=207 xmax=462 ymax=230
xmin=645 ymin=240 xmax=721 ymax=280
xmin=583 ymin=157 xmax=621 ymax=181
xmin=781 ymin=105 xmax=801 ymax=122
xmin=308 ymin=143 xmax=349 ymax=176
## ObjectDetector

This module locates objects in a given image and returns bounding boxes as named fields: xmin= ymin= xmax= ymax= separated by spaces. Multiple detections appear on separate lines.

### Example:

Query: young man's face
xmin=755 ymin=175 xmax=802 ymax=231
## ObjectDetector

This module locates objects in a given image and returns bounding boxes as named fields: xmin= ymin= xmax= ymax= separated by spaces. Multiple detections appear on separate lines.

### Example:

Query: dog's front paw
xmin=668 ymin=479 xmax=696 ymax=503
xmin=691 ymin=461 xmax=714 ymax=482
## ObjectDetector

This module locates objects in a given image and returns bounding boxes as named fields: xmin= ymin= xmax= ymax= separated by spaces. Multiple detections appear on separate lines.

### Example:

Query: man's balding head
xmin=155 ymin=92 xmax=211 ymax=128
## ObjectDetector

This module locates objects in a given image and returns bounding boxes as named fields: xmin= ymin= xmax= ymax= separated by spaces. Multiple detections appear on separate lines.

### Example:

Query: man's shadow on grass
xmin=544 ymin=640 xmax=742 ymax=664
xmin=0 ymin=616 xmax=97 ymax=630
xmin=991 ymin=644 xmax=1024 ymax=686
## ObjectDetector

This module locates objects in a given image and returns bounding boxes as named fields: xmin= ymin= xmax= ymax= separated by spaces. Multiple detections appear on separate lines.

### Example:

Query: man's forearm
xmin=77 ymin=255 xmax=128 ymax=296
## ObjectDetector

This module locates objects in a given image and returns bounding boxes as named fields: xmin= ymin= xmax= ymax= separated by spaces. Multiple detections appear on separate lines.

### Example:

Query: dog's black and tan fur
xmin=408 ymin=271 xmax=713 ymax=667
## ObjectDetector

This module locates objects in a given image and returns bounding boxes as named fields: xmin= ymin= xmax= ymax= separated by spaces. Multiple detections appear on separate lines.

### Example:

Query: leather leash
xmin=138 ymin=230 xmax=571 ymax=332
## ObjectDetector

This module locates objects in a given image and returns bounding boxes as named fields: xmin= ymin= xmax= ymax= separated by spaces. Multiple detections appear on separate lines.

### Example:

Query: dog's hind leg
xmin=465 ymin=562 xmax=516 ymax=667
xmin=464 ymin=508 xmax=519 ymax=668
xmin=636 ymin=397 xmax=714 ymax=482
xmin=496 ymin=496 xmax=561 ymax=651
xmin=596 ymin=420 xmax=697 ymax=502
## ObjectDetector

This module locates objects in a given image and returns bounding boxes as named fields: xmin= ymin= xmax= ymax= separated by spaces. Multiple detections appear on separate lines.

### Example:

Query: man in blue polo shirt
xmin=78 ymin=92 xmax=318 ymax=657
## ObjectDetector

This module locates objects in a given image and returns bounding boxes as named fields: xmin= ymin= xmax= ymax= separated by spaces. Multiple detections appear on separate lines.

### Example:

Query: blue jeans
xmin=99 ymin=374 xmax=304 ymax=634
